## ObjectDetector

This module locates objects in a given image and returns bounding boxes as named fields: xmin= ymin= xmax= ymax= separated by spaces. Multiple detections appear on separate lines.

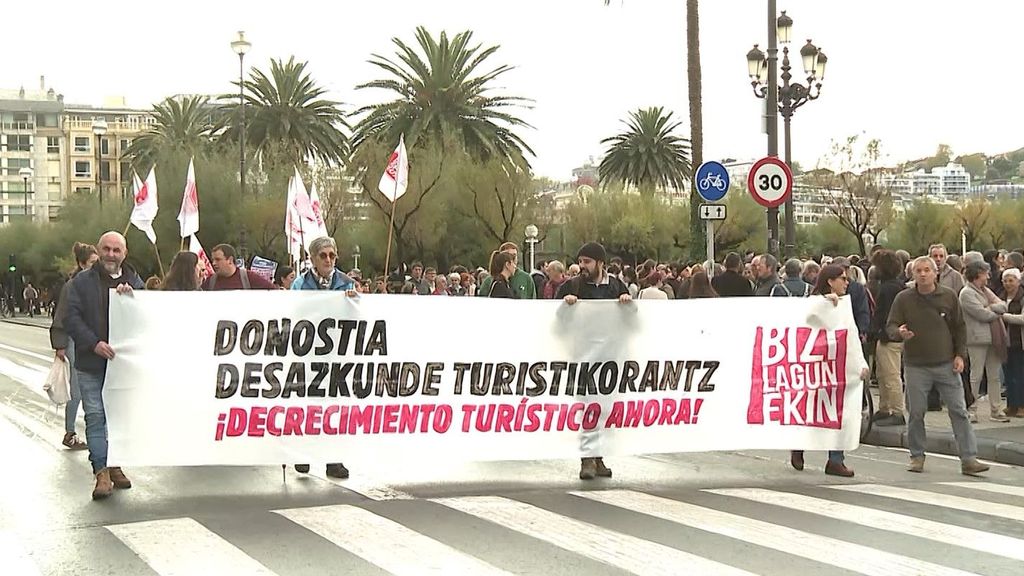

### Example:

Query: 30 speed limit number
xmin=746 ymin=157 xmax=793 ymax=208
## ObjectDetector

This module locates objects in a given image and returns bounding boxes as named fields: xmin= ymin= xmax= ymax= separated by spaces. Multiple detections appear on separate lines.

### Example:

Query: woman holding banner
xmin=790 ymin=264 xmax=857 ymax=478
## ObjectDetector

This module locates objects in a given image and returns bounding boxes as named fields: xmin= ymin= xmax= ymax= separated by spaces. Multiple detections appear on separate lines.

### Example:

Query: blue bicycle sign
xmin=694 ymin=161 xmax=730 ymax=202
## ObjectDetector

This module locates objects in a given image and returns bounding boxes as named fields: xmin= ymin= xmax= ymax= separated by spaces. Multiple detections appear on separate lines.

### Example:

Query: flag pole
xmin=383 ymin=175 xmax=400 ymax=284
xmin=123 ymin=222 xmax=131 ymax=236
xmin=153 ymin=242 xmax=165 ymax=277
xmin=180 ymin=237 xmax=185 ymax=252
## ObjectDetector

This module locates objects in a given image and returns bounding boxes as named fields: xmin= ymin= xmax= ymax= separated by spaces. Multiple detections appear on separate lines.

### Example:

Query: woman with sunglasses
xmin=790 ymin=264 xmax=857 ymax=477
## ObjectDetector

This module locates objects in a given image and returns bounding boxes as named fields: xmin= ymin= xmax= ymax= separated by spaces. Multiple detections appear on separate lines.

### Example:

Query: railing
xmin=0 ymin=122 xmax=34 ymax=130
xmin=63 ymin=117 xmax=155 ymax=132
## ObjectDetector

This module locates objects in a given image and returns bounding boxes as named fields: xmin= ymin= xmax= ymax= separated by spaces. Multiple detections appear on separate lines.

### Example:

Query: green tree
xmin=221 ymin=57 xmax=349 ymax=167
xmin=924 ymin=143 xmax=953 ymax=170
xmin=123 ymin=95 xmax=216 ymax=172
xmin=955 ymin=153 xmax=987 ymax=180
xmin=565 ymin=191 xmax=685 ymax=265
xmin=887 ymin=199 xmax=956 ymax=255
xmin=598 ymin=107 xmax=692 ymax=199
xmin=956 ymin=198 xmax=992 ymax=251
xmin=352 ymin=27 xmax=533 ymax=168
xmin=452 ymin=156 xmax=536 ymax=245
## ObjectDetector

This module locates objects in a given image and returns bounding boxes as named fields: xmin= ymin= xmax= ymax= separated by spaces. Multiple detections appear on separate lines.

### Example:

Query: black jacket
xmin=869 ymin=278 xmax=905 ymax=343
xmin=712 ymin=270 xmax=753 ymax=297
xmin=65 ymin=264 xmax=144 ymax=374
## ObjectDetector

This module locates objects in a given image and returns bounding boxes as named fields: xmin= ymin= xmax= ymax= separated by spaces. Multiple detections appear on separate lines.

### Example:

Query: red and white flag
xmin=377 ymin=134 xmax=409 ymax=201
xmin=308 ymin=181 xmax=329 ymax=239
xmin=177 ymin=158 xmax=200 ymax=238
xmin=285 ymin=168 xmax=317 ymax=262
xmin=188 ymin=234 xmax=214 ymax=281
xmin=130 ymin=168 xmax=159 ymax=244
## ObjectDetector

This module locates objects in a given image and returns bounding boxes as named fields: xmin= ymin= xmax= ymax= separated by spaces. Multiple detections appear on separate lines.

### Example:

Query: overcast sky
xmin=9 ymin=0 xmax=1021 ymax=179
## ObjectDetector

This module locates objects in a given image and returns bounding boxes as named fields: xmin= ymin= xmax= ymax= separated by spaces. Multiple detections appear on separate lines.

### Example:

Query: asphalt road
xmin=1 ymin=320 xmax=1023 ymax=576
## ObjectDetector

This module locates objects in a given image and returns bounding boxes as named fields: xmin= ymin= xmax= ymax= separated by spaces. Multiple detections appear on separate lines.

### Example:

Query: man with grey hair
xmin=752 ymin=254 xmax=781 ymax=296
xmin=291 ymin=236 xmax=357 ymax=478
xmin=929 ymin=243 xmax=965 ymax=295
xmin=65 ymin=231 xmax=145 ymax=499
xmin=543 ymin=260 xmax=567 ymax=299
xmin=771 ymin=258 xmax=812 ymax=297
xmin=962 ymin=251 xmax=984 ymax=265
xmin=886 ymin=255 xmax=989 ymax=476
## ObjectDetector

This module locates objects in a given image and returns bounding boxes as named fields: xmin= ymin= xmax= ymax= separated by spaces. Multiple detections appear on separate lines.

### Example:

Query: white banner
xmin=105 ymin=293 xmax=867 ymax=466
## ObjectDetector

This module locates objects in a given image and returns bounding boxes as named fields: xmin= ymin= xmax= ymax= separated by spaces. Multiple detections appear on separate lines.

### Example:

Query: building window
xmin=46 ymin=136 xmax=60 ymax=154
xmin=6 ymin=135 xmax=31 ymax=152
xmin=75 ymin=186 xmax=92 ymax=195
xmin=119 ymin=138 xmax=131 ymax=152
xmin=100 ymin=161 xmax=111 ymax=182
xmin=10 ymin=112 xmax=31 ymax=130
xmin=74 ymin=137 xmax=90 ymax=153
xmin=100 ymin=138 xmax=110 ymax=156
xmin=6 ymin=158 xmax=30 ymax=175
xmin=120 ymin=161 xmax=131 ymax=181
xmin=75 ymin=161 xmax=91 ymax=178
xmin=35 ymin=113 xmax=58 ymax=127
xmin=6 ymin=181 xmax=28 ymax=193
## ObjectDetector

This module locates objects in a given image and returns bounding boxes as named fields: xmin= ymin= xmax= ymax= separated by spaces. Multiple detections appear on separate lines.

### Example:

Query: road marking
xmin=275 ymin=504 xmax=511 ymax=576
xmin=106 ymin=517 xmax=277 ymax=576
xmin=0 ymin=406 xmax=53 ymax=461
xmin=709 ymin=487 xmax=1024 ymax=561
xmin=0 ymin=356 xmax=49 ymax=400
xmin=434 ymin=495 xmax=758 ymax=576
xmin=940 ymin=482 xmax=1024 ymax=498
xmin=830 ymin=484 xmax=1024 ymax=522
xmin=0 ymin=342 xmax=53 ymax=363
xmin=859 ymin=446 xmax=1012 ymax=468
xmin=305 ymin=469 xmax=413 ymax=501
xmin=573 ymin=489 xmax=982 ymax=576
xmin=0 ymin=399 xmax=66 ymax=451
xmin=0 ymin=531 xmax=41 ymax=576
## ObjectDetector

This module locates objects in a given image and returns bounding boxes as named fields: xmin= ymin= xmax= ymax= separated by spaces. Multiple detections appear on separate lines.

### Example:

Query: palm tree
xmin=220 ymin=57 xmax=349 ymax=167
xmin=123 ymin=95 xmax=215 ymax=171
xmin=352 ymin=27 xmax=533 ymax=167
xmin=599 ymin=107 xmax=692 ymax=198
xmin=686 ymin=0 xmax=705 ymax=260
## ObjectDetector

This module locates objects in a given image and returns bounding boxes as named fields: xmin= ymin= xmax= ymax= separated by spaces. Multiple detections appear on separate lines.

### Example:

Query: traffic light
xmin=7 ymin=254 xmax=14 ymax=273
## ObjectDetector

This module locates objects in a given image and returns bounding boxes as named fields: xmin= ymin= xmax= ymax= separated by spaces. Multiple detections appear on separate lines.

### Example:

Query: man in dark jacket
xmin=753 ymin=254 xmax=781 ymax=297
xmin=65 ymin=232 xmax=145 ymax=500
xmin=832 ymin=257 xmax=870 ymax=337
xmin=712 ymin=252 xmax=753 ymax=297
xmin=869 ymin=249 xmax=907 ymax=426
xmin=771 ymin=259 xmax=812 ymax=297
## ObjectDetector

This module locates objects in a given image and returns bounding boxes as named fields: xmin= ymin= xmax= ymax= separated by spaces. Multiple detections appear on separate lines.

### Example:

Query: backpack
xmin=771 ymin=281 xmax=810 ymax=297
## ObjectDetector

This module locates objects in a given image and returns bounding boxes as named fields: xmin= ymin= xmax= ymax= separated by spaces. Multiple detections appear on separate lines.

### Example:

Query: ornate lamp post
xmin=747 ymin=9 xmax=827 ymax=258
xmin=525 ymin=224 xmax=539 ymax=272
xmin=91 ymin=119 xmax=108 ymax=206
xmin=231 ymin=31 xmax=251 ymax=200
xmin=19 ymin=167 xmax=32 ymax=222
xmin=353 ymin=244 xmax=361 ymax=270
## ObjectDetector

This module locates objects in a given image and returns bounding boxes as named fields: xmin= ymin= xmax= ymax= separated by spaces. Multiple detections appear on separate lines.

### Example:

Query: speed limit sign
xmin=747 ymin=157 xmax=793 ymax=208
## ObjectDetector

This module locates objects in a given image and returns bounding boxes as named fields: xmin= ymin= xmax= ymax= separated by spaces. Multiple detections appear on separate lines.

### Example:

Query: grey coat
xmin=959 ymin=283 xmax=1007 ymax=346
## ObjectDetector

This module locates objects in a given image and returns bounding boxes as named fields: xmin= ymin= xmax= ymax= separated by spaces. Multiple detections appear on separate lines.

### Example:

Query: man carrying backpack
xmin=770 ymin=259 xmax=812 ymax=297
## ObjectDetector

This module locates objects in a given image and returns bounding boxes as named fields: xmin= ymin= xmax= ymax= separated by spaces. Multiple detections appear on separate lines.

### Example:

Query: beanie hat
xmin=576 ymin=242 xmax=607 ymax=263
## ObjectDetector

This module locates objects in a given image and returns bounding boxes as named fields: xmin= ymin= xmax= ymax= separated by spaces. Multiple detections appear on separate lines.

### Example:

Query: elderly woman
xmin=1001 ymin=268 xmax=1024 ymax=417
xmin=959 ymin=260 xmax=1011 ymax=423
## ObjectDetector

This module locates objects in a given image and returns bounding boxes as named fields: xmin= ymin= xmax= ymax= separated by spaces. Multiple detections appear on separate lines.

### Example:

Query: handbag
xmin=44 ymin=356 xmax=71 ymax=405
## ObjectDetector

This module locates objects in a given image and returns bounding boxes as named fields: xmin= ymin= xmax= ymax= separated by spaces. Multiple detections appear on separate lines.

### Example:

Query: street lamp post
xmin=231 ymin=31 xmax=251 ymax=200
xmin=353 ymin=245 xmax=361 ymax=270
xmin=18 ymin=167 xmax=32 ymax=222
xmin=525 ymin=224 xmax=539 ymax=272
xmin=92 ymin=119 xmax=108 ymax=207
xmin=747 ymin=9 xmax=826 ymax=259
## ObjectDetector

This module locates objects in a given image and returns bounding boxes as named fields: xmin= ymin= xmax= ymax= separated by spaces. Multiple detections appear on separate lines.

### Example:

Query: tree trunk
xmin=686 ymin=0 xmax=705 ymax=262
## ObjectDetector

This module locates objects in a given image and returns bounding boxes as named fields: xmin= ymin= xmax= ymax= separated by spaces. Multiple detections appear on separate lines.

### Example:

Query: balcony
xmin=63 ymin=117 xmax=155 ymax=132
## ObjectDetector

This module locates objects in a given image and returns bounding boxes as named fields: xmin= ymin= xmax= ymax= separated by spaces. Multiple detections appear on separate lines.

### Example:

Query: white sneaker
xmin=992 ymin=412 xmax=1011 ymax=423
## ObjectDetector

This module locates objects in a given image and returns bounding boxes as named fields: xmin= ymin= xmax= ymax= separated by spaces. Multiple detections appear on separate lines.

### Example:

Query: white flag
xmin=177 ymin=158 xmax=200 ymax=238
xmin=188 ymin=234 xmax=214 ymax=281
xmin=308 ymin=181 xmax=329 ymax=239
xmin=129 ymin=168 xmax=159 ymax=244
xmin=285 ymin=169 xmax=317 ymax=261
xmin=377 ymin=134 xmax=409 ymax=202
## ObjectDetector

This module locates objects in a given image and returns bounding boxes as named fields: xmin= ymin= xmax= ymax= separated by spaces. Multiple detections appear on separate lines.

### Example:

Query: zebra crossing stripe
xmin=708 ymin=487 xmax=1024 ymax=561
xmin=830 ymin=484 xmax=1024 ymax=522
xmin=940 ymin=482 xmax=1024 ymax=499
xmin=434 ymin=495 xmax=759 ymax=576
xmin=572 ymin=489 xmax=983 ymax=576
xmin=105 ymin=517 xmax=277 ymax=576
xmin=275 ymin=504 xmax=512 ymax=575
xmin=0 ymin=531 xmax=41 ymax=576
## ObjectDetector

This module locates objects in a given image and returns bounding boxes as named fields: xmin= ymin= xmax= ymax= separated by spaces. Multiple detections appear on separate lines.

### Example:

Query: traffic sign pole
xmin=706 ymin=220 xmax=715 ymax=279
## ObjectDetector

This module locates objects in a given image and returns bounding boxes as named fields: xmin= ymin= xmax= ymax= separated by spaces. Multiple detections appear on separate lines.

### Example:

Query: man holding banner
xmin=557 ymin=241 xmax=631 ymax=480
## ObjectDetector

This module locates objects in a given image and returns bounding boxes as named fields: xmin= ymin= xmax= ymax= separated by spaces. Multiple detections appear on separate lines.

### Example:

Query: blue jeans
xmin=1005 ymin=348 xmax=1024 ymax=410
xmin=77 ymin=369 xmax=107 ymax=473
xmin=64 ymin=340 xmax=81 ymax=434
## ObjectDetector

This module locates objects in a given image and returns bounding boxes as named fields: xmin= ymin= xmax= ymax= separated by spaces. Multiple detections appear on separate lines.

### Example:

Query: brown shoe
xmin=62 ymin=432 xmax=87 ymax=450
xmin=961 ymin=459 xmax=990 ymax=477
xmin=579 ymin=458 xmax=596 ymax=480
xmin=325 ymin=463 xmax=349 ymax=479
xmin=92 ymin=469 xmax=113 ymax=500
xmin=108 ymin=467 xmax=132 ymax=490
xmin=594 ymin=458 xmax=612 ymax=478
xmin=825 ymin=461 xmax=855 ymax=477
xmin=790 ymin=451 xmax=805 ymax=471
xmin=907 ymin=457 xmax=925 ymax=473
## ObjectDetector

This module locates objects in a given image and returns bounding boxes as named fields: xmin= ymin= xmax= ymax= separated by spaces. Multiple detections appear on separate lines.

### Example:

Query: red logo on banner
xmin=747 ymin=327 xmax=848 ymax=429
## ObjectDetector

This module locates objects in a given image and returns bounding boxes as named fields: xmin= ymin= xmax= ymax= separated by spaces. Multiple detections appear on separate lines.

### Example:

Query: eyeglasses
xmin=318 ymin=252 xmax=337 ymax=260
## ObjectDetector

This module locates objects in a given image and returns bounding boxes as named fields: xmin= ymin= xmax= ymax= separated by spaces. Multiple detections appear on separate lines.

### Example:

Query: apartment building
xmin=63 ymin=97 xmax=154 ymax=203
xmin=0 ymin=80 xmax=64 ymax=223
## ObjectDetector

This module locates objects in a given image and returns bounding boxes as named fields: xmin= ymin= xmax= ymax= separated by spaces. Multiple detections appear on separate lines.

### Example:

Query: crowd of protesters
xmin=47 ymin=228 xmax=1014 ymax=498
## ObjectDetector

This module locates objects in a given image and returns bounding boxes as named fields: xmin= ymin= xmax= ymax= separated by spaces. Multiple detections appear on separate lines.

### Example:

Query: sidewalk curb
xmin=1 ymin=319 xmax=49 ymax=329
xmin=864 ymin=425 xmax=1024 ymax=467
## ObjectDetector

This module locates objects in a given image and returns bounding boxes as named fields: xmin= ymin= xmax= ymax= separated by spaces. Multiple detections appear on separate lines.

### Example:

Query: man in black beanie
xmin=557 ymin=241 xmax=631 ymax=479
